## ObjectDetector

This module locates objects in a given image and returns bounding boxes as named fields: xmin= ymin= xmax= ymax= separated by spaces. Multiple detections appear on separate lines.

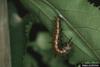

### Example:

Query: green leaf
xmin=20 ymin=0 xmax=100 ymax=64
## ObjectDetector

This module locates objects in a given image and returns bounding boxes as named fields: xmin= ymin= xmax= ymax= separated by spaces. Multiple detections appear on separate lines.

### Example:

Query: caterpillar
xmin=53 ymin=16 xmax=72 ymax=54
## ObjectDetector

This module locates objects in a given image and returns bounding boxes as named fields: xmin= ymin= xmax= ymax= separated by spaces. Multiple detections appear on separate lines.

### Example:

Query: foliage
xmin=20 ymin=0 xmax=100 ymax=64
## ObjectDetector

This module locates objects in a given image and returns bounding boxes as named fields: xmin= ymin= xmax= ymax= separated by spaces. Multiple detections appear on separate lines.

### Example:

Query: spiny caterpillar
xmin=53 ymin=16 xmax=72 ymax=54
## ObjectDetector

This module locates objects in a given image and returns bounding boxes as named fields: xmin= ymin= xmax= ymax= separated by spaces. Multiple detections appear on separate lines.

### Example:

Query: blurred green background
xmin=8 ymin=0 xmax=100 ymax=67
